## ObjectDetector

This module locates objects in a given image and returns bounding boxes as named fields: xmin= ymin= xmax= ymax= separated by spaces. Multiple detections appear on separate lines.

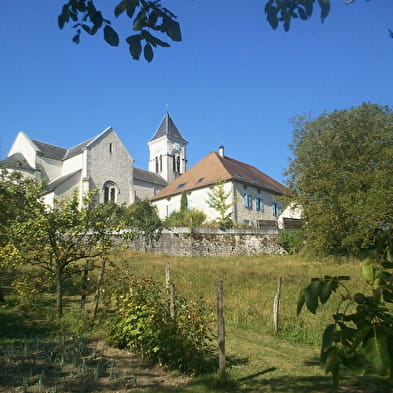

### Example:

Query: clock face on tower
xmin=173 ymin=143 xmax=180 ymax=152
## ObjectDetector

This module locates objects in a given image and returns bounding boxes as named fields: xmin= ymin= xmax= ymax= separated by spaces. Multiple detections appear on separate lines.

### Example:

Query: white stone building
xmin=151 ymin=145 xmax=300 ymax=228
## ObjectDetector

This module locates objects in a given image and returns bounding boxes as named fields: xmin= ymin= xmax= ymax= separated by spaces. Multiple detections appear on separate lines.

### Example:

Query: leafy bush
xmin=278 ymin=229 xmax=304 ymax=254
xmin=165 ymin=208 xmax=206 ymax=228
xmin=297 ymin=231 xmax=393 ymax=391
xmin=106 ymin=277 xmax=214 ymax=373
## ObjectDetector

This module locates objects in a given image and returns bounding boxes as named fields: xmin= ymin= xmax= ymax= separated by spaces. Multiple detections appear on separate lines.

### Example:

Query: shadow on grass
xmin=238 ymin=374 xmax=393 ymax=393
xmin=168 ymin=373 xmax=393 ymax=393
xmin=0 ymin=304 xmax=58 ymax=343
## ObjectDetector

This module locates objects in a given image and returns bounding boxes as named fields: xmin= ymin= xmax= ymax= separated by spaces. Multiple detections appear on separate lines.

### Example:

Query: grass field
xmin=1 ymin=252 xmax=392 ymax=393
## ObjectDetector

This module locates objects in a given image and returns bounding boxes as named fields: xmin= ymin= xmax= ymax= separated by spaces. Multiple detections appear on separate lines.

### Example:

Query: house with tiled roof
xmin=151 ymin=146 xmax=292 ymax=227
xmin=3 ymin=113 xmax=186 ymax=207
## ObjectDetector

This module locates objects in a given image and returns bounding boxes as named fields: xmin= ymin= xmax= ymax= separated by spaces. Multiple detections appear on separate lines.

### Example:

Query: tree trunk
xmin=56 ymin=268 xmax=63 ymax=318
xmin=92 ymin=258 xmax=107 ymax=321
xmin=80 ymin=263 xmax=89 ymax=310
xmin=0 ymin=285 xmax=5 ymax=304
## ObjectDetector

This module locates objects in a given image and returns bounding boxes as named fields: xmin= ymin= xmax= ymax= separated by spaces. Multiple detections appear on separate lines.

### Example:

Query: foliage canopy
xmin=285 ymin=103 xmax=393 ymax=255
xmin=58 ymin=0 xmax=389 ymax=61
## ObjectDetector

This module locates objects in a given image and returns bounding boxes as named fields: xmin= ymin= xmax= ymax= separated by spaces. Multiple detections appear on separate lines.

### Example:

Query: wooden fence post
xmin=165 ymin=262 xmax=171 ymax=289
xmin=216 ymin=280 xmax=226 ymax=383
xmin=273 ymin=276 xmax=282 ymax=335
xmin=165 ymin=262 xmax=175 ymax=320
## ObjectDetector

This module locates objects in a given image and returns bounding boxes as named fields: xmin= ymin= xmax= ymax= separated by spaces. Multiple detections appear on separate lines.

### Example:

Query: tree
xmin=125 ymin=199 xmax=164 ymax=250
xmin=0 ymin=170 xmax=46 ymax=303
xmin=206 ymin=181 xmax=235 ymax=230
xmin=180 ymin=190 xmax=188 ymax=213
xmin=58 ymin=1 xmax=390 ymax=62
xmin=285 ymin=103 xmax=393 ymax=255
xmin=2 ymin=188 xmax=118 ymax=317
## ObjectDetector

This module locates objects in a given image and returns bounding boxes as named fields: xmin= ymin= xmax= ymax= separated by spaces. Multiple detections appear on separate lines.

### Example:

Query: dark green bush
xmin=106 ymin=277 xmax=214 ymax=373
xmin=278 ymin=229 xmax=304 ymax=254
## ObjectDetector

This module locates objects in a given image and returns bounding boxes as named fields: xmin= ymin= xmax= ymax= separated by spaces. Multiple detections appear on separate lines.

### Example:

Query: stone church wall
xmin=127 ymin=227 xmax=286 ymax=257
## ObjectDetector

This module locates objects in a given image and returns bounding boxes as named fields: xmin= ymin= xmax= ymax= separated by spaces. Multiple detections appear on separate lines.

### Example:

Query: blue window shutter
xmin=243 ymin=193 xmax=248 ymax=207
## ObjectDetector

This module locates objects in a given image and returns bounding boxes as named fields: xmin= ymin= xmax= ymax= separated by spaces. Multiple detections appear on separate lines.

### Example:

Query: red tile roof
xmin=151 ymin=151 xmax=286 ymax=201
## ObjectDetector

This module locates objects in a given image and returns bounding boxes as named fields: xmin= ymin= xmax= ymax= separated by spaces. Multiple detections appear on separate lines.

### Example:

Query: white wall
xmin=153 ymin=182 xmax=235 ymax=222
xmin=62 ymin=153 xmax=83 ymax=175
xmin=8 ymin=132 xmax=37 ymax=170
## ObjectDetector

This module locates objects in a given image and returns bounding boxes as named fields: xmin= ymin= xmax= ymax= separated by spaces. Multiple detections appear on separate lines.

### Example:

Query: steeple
xmin=148 ymin=113 xmax=188 ymax=184
xmin=150 ymin=112 xmax=186 ymax=143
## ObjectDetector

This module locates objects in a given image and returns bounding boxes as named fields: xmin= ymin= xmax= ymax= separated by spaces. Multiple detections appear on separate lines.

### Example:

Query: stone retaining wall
xmin=128 ymin=227 xmax=286 ymax=257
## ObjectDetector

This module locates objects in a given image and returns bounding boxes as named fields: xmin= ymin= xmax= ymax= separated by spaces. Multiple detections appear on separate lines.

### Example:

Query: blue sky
xmin=1 ymin=0 xmax=392 ymax=183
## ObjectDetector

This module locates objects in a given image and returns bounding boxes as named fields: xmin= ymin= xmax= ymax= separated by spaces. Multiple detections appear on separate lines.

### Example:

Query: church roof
xmin=45 ymin=170 xmax=81 ymax=193
xmin=1 ymin=152 xmax=35 ymax=172
xmin=32 ymin=140 xmax=67 ymax=160
xmin=150 ymin=113 xmax=187 ymax=142
xmin=31 ymin=128 xmax=113 ymax=161
xmin=133 ymin=167 xmax=167 ymax=187
xmin=151 ymin=150 xmax=286 ymax=201
xmin=63 ymin=136 xmax=96 ymax=159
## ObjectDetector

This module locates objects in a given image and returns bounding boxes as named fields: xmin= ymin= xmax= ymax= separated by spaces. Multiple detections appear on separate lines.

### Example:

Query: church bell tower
xmin=148 ymin=113 xmax=188 ymax=184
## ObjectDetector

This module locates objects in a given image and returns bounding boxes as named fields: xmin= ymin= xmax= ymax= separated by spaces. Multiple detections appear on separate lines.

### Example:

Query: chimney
xmin=218 ymin=145 xmax=224 ymax=158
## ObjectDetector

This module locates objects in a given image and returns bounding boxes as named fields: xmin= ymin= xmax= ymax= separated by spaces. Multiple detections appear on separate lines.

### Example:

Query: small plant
xmin=37 ymin=371 xmax=45 ymax=393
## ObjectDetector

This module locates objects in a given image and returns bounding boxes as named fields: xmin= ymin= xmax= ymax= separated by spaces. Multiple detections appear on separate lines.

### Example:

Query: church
xmin=3 ymin=113 xmax=187 ymax=207
xmin=3 ymin=113 xmax=301 ymax=228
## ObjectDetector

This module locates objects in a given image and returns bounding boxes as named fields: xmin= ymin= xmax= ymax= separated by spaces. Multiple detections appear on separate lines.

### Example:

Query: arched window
xmin=159 ymin=155 xmax=162 ymax=172
xmin=103 ymin=181 xmax=118 ymax=203
xmin=155 ymin=157 xmax=159 ymax=173
xmin=176 ymin=156 xmax=180 ymax=173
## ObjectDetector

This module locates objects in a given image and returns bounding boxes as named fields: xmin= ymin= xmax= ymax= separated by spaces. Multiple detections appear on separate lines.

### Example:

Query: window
xmin=109 ymin=143 xmax=113 ymax=154
xmin=243 ymin=193 xmax=252 ymax=209
xmin=166 ymin=205 xmax=171 ymax=217
xmin=177 ymin=183 xmax=186 ymax=189
xmin=155 ymin=157 xmax=159 ymax=173
xmin=159 ymin=155 xmax=162 ymax=172
xmin=103 ymin=181 xmax=117 ymax=203
xmin=272 ymin=202 xmax=281 ymax=217
xmin=176 ymin=156 xmax=180 ymax=173
xmin=173 ymin=155 xmax=176 ymax=171
xmin=256 ymin=197 xmax=264 ymax=211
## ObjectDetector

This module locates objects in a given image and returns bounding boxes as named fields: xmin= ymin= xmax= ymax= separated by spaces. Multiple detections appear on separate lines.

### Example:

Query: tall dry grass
xmin=107 ymin=251 xmax=367 ymax=345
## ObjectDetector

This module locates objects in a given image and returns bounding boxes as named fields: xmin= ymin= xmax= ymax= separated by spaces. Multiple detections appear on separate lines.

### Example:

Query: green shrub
xmin=165 ymin=208 xmax=206 ymax=228
xmin=278 ymin=229 xmax=304 ymax=254
xmin=106 ymin=277 xmax=214 ymax=373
